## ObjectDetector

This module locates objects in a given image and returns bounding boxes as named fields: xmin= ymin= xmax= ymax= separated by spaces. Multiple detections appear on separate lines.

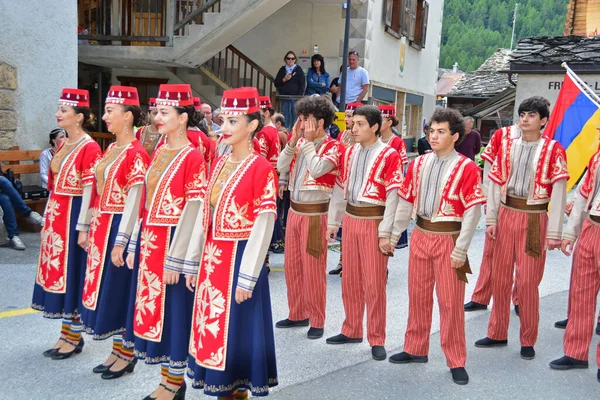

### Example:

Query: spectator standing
xmin=305 ymin=54 xmax=330 ymax=95
xmin=212 ymin=108 xmax=223 ymax=127
xmin=40 ymin=127 xmax=66 ymax=189
xmin=455 ymin=116 xmax=481 ymax=160
xmin=338 ymin=51 xmax=369 ymax=105
xmin=274 ymin=51 xmax=305 ymax=95
xmin=201 ymin=103 xmax=221 ymax=137
xmin=417 ymin=123 xmax=433 ymax=155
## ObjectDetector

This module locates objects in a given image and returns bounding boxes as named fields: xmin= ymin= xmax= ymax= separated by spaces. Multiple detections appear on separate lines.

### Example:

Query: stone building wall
xmin=0 ymin=64 xmax=18 ymax=150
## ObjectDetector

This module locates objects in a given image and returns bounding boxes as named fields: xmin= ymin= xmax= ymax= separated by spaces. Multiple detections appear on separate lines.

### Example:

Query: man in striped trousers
xmin=276 ymin=96 xmax=343 ymax=339
xmin=389 ymin=107 xmax=485 ymax=385
xmin=476 ymin=97 xmax=569 ymax=360
xmin=325 ymin=105 xmax=403 ymax=361
xmin=549 ymin=131 xmax=600 ymax=384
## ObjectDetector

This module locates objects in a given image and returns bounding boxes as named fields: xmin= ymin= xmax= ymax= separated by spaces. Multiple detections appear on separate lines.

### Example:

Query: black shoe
xmin=474 ymin=337 xmax=508 ymax=348
xmin=93 ymin=361 xmax=116 ymax=374
xmin=464 ymin=301 xmax=487 ymax=312
xmin=389 ymin=351 xmax=428 ymax=364
xmin=51 ymin=338 xmax=84 ymax=360
xmin=161 ymin=381 xmax=186 ymax=400
xmin=372 ymin=346 xmax=387 ymax=361
xmin=596 ymin=322 xmax=599 ymax=336
xmin=326 ymin=333 xmax=363 ymax=345
xmin=555 ymin=318 xmax=568 ymax=329
xmin=329 ymin=264 xmax=343 ymax=275
xmin=514 ymin=305 xmax=520 ymax=316
xmin=276 ymin=318 xmax=310 ymax=328
xmin=307 ymin=327 xmax=324 ymax=340
xmin=451 ymin=367 xmax=469 ymax=385
xmin=101 ymin=358 xmax=137 ymax=380
xmin=270 ymin=242 xmax=285 ymax=254
xmin=597 ymin=369 xmax=600 ymax=383
xmin=43 ymin=338 xmax=66 ymax=357
xmin=520 ymin=346 xmax=535 ymax=360
xmin=549 ymin=355 xmax=589 ymax=370
xmin=267 ymin=266 xmax=271 ymax=275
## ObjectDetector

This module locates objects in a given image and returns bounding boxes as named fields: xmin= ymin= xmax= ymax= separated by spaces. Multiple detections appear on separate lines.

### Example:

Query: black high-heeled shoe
xmin=101 ymin=356 xmax=137 ymax=380
xmin=43 ymin=338 xmax=67 ymax=357
xmin=93 ymin=351 xmax=119 ymax=373
xmin=51 ymin=337 xmax=84 ymax=360
xmin=162 ymin=382 xmax=186 ymax=400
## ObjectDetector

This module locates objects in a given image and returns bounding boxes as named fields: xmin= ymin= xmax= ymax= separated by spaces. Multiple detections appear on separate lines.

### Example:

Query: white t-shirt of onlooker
xmin=339 ymin=67 xmax=369 ymax=103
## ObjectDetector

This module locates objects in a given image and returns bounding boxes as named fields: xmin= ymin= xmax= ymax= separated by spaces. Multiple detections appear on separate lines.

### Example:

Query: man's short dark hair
xmin=353 ymin=105 xmax=382 ymax=136
xmin=273 ymin=113 xmax=286 ymax=126
xmin=430 ymin=107 xmax=465 ymax=142
xmin=295 ymin=96 xmax=336 ymax=127
xmin=518 ymin=96 xmax=550 ymax=120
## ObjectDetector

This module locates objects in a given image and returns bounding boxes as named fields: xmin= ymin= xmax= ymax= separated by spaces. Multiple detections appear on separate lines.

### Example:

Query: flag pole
xmin=561 ymin=62 xmax=600 ymax=105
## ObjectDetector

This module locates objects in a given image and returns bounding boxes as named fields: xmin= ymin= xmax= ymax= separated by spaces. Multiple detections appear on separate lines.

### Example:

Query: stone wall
xmin=0 ymin=63 xmax=17 ymax=150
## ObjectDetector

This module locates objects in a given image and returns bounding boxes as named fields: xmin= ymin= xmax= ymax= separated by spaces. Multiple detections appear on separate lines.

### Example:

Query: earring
xmin=125 ymin=126 xmax=129 ymax=137
xmin=179 ymin=126 xmax=183 ymax=139
xmin=248 ymin=137 xmax=253 ymax=152
xmin=76 ymin=122 xmax=80 ymax=136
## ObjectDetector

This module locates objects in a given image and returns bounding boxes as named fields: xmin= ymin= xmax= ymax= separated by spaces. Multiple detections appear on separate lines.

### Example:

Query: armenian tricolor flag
xmin=544 ymin=65 xmax=600 ymax=192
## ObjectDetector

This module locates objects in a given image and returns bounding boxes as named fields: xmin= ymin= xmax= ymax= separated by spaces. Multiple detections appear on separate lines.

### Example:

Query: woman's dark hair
xmin=354 ymin=105 xmax=382 ymax=136
xmin=518 ymin=96 xmax=550 ymax=121
xmin=385 ymin=116 xmax=399 ymax=127
xmin=245 ymin=112 xmax=264 ymax=137
xmin=423 ymin=123 xmax=431 ymax=132
xmin=193 ymin=109 xmax=206 ymax=129
xmin=310 ymin=54 xmax=326 ymax=74
xmin=72 ymin=106 xmax=95 ymax=129
xmin=123 ymin=105 xmax=147 ymax=127
xmin=197 ymin=119 xmax=210 ymax=135
xmin=295 ymin=96 xmax=336 ymax=128
xmin=284 ymin=51 xmax=297 ymax=62
xmin=49 ymin=128 xmax=65 ymax=146
xmin=174 ymin=105 xmax=202 ymax=128
xmin=430 ymin=107 xmax=465 ymax=143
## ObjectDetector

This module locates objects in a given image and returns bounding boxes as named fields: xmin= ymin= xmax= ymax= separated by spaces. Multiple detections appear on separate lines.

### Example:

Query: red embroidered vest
xmin=399 ymin=152 xmax=486 ymax=222
xmin=49 ymin=136 xmax=102 ymax=196
xmin=579 ymin=149 xmax=600 ymax=216
xmin=256 ymin=125 xmax=281 ymax=168
xmin=481 ymin=125 xmax=521 ymax=164
xmin=385 ymin=135 xmax=408 ymax=166
xmin=288 ymin=136 xmax=343 ymax=194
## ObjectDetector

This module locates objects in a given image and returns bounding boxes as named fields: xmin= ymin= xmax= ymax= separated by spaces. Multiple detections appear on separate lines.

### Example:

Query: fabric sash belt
xmin=501 ymin=196 xmax=548 ymax=259
xmin=345 ymin=204 xmax=385 ymax=219
xmin=291 ymin=201 xmax=329 ymax=258
xmin=416 ymin=216 xmax=471 ymax=283
xmin=590 ymin=215 xmax=600 ymax=224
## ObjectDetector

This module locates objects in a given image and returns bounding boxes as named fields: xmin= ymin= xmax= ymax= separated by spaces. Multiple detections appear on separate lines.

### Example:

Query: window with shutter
xmin=401 ymin=0 xmax=410 ymax=37
xmin=408 ymin=0 xmax=417 ymax=41
xmin=384 ymin=0 xmax=403 ymax=39
xmin=420 ymin=1 xmax=429 ymax=48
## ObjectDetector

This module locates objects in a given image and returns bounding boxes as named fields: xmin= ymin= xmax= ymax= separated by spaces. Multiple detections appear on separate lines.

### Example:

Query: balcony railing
xmin=78 ymin=0 xmax=221 ymax=46
xmin=203 ymin=45 xmax=275 ymax=97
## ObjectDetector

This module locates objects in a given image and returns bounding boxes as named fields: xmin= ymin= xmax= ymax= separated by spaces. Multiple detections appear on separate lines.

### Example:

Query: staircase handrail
xmin=227 ymin=45 xmax=275 ymax=82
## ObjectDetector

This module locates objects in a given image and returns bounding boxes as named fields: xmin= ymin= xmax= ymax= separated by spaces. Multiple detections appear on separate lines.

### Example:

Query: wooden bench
xmin=0 ymin=147 xmax=45 ymax=232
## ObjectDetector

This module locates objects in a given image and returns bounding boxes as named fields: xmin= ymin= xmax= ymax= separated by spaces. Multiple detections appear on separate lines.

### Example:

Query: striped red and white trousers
xmin=403 ymin=227 xmax=467 ymax=368
xmin=488 ymin=207 xmax=548 ymax=346
xmin=563 ymin=219 xmax=600 ymax=364
xmin=284 ymin=209 xmax=328 ymax=328
xmin=340 ymin=215 xmax=388 ymax=346
xmin=471 ymin=234 xmax=519 ymax=306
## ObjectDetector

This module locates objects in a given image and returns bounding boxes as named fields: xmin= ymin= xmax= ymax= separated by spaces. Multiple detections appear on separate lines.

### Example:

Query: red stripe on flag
xmin=544 ymin=74 xmax=582 ymax=139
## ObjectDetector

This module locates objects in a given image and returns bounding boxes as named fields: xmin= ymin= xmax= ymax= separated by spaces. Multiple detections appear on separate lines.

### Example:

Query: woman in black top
xmin=274 ymin=51 xmax=305 ymax=95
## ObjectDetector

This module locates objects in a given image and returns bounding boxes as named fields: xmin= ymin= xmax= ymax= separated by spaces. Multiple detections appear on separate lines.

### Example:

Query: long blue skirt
xmin=80 ymin=214 xmax=133 ymax=339
xmin=397 ymin=230 xmax=408 ymax=249
xmin=132 ymin=226 xmax=194 ymax=367
xmin=187 ymin=240 xmax=278 ymax=397
xmin=32 ymin=196 xmax=86 ymax=319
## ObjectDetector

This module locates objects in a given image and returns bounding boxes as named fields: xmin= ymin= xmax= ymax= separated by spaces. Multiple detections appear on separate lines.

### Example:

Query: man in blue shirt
xmin=339 ymin=51 xmax=370 ymax=105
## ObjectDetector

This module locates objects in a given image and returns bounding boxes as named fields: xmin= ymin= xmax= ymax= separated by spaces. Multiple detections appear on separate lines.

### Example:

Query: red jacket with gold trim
xmin=143 ymin=145 xmax=208 ymax=226
xmin=256 ymin=125 xmax=281 ymax=168
xmin=481 ymin=125 xmax=521 ymax=164
xmin=579 ymin=148 xmax=600 ymax=216
xmin=202 ymin=154 xmax=278 ymax=241
xmin=91 ymin=141 xmax=150 ymax=214
xmin=399 ymin=152 xmax=486 ymax=222
xmin=337 ymin=142 xmax=403 ymax=206
xmin=289 ymin=136 xmax=343 ymax=194
xmin=386 ymin=135 xmax=409 ymax=166
xmin=48 ymin=136 xmax=102 ymax=196
xmin=489 ymin=136 xmax=569 ymax=205
xmin=338 ymin=129 xmax=353 ymax=148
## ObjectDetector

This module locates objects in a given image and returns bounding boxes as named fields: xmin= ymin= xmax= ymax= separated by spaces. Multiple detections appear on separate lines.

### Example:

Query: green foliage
xmin=440 ymin=0 xmax=569 ymax=71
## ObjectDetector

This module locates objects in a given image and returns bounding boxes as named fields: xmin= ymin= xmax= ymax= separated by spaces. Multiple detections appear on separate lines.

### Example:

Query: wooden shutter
xmin=408 ymin=0 xmax=417 ymax=41
xmin=420 ymin=1 xmax=429 ymax=48
xmin=400 ymin=0 xmax=409 ymax=37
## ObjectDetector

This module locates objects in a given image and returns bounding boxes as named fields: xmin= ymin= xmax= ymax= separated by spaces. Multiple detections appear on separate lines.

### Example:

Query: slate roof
xmin=510 ymin=36 xmax=600 ymax=66
xmin=447 ymin=49 xmax=514 ymax=98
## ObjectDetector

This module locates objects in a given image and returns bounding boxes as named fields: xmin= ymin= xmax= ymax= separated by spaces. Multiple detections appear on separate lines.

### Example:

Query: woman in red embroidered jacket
xmin=124 ymin=84 xmax=207 ymax=399
xmin=167 ymin=87 xmax=278 ymax=399
xmin=32 ymin=88 xmax=102 ymax=359
xmin=79 ymin=86 xmax=150 ymax=380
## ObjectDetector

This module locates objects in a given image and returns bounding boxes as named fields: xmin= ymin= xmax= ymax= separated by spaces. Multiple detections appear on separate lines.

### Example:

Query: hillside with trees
xmin=440 ymin=0 xmax=570 ymax=71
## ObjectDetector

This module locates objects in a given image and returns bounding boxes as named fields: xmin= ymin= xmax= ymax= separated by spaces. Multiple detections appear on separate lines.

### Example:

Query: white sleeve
xmin=379 ymin=189 xmax=400 ymax=238
xmin=127 ymin=219 xmax=141 ymax=255
xmin=300 ymin=142 xmax=336 ymax=178
xmin=327 ymin=183 xmax=347 ymax=230
xmin=485 ymin=181 xmax=501 ymax=225
xmin=277 ymin=144 xmax=295 ymax=173
xmin=182 ymin=205 xmax=206 ymax=276
xmin=237 ymin=213 xmax=274 ymax=291
xmin=115 ymin=184 xmax=143 ymax=247
xmin=451 ymin=205 xmax=482 ymax=262
xmin=391 ymin=198 xmax=413 ymax=245
xmin=39 ymin=150 xmax=50 ymax=188
xmin=76 ymin=185 xmax=93 ymax=232
xmin=165 ymin=200 xmax=203 ymax=274
xmin=563 ymin=186 xmax=588 ymax=241
xmin=547 ymin=179 xmax=567 ymax=241
xmin=482 ymin=160 xmax=492 ymax=197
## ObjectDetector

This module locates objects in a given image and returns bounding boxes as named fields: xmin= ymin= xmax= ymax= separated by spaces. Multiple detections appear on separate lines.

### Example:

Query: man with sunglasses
xmin=338 ymin=51 xmax=370 ymax=105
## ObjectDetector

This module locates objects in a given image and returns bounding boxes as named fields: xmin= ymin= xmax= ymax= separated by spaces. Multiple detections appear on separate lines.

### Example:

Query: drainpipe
xmin=339 ymin=0 xmax=351 ymax=111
